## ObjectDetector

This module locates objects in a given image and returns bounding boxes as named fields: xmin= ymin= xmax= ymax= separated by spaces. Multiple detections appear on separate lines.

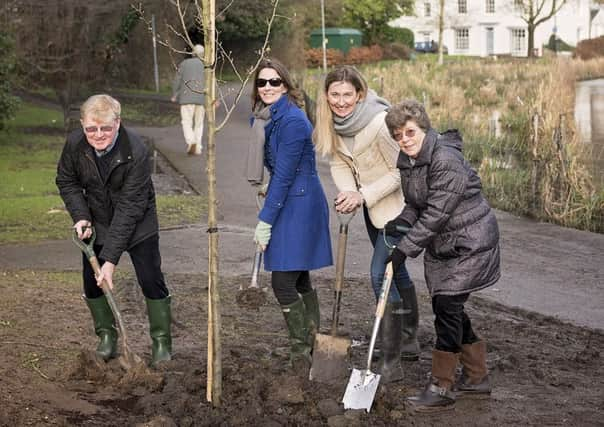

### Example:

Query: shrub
xmin=345 ymin=45 xmax=384 ymax=64
xmin=575 ymin=36 xmax=604 ymax=60
xmin=304 ymin=48 xmax=345 ymax=68
xmin=380 ymin=27 xmax=414 ymax=48
xmin=382 ymin=42 xmax=412 ymax=61
xmin=546 ymin=34 xmax=574 ymax=52
xmin=0 ymin=32 xmax=19 ymax=129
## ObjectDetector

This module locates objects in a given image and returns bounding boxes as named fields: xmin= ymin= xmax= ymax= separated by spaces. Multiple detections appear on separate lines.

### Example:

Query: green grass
xmin=121 ymin=100 xmax=180 ymax=127
xmin=0 ymin=102 xmax=206 ymax=245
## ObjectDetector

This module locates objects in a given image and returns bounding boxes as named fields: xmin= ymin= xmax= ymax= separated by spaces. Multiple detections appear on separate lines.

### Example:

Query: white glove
xmin=254 ymin=220 xmax=272 ymax=249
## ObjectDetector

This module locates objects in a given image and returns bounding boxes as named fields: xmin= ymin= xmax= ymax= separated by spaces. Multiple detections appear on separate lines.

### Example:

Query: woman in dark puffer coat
xmin=383 ymin=99 xmax=501 ymax=412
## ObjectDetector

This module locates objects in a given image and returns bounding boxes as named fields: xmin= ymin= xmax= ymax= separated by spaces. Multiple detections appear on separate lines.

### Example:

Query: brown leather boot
xmin=406 ymin=350 xmax=459 ymax=412
xmin=453 ymin=340 xmax=491 ymax=398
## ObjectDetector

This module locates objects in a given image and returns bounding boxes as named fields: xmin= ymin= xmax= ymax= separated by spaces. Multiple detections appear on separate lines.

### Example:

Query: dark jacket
xmin=395 ymin=129 xmax=500 ymax=296
xmin=256 ymin=95 xmax=333 ymax=271
xmin=56 ymin=126 xmax=158 ymax=264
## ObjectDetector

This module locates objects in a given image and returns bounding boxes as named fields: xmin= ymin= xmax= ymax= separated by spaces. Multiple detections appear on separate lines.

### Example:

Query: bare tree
xmin=140 ymin=0 xmax=281 ymax=407
xmin=514 ymin=0 xmax=568 ymax=57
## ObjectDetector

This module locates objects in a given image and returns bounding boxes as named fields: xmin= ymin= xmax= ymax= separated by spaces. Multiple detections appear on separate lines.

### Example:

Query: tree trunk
xmin=201 ymin=0 xmax=222 ymax=407
xmin=527 ymin=23 xmax=535 ymax=57
xmin=438 ymin=0 xmax=445 ymax=65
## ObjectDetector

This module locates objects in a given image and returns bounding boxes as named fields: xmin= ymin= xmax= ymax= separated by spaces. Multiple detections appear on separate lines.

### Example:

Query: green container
xmin=309 ymin=28 xmax=363 ymax=54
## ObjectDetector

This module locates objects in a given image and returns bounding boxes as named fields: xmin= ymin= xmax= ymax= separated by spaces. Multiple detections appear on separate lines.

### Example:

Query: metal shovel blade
xmin=309 ymin=333 xmax=350 ymax=383
xmin=342 ymin=368 xmax=381 ymax=412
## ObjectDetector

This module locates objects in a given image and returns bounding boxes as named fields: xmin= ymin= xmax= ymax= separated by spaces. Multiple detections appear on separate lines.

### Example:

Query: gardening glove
xmin=254 ymin=220 xmax=272 ymax=251
xmin=385 ymin=247 xmax=407 ymax=273
xmin=384 ymin=217 xmax=412 ymax=238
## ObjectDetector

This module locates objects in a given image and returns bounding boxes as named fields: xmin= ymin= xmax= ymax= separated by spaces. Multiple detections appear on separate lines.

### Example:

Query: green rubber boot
xmin=84 ymin=295 xmax=118 ymax=361
xmin=146 ymin=295 xmax=172 ymax=366
xmin=282 ymin=298 xmax=312 ymax=373
xmin=301 ymin=289 xmax=320 ymax=347
xmin=400 ymin=285 xmax=420 ymax=361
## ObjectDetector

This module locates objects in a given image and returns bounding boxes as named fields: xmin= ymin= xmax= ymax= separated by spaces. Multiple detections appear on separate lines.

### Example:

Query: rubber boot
xmin=84 ymin=295 xmax=118 ymax=361
xmin=282 ymin=298 xmax=312 ymax=374
xmin=301 ymin=289 xmax=320 ymax=348
xmin=400 ymin=285 xmax=420 ymax=361
xmin=406 ymin=350 xmax=459 ymax=412
xmin=453 ymin=340 xmax=491 ymax=398
xmin=146 ymin=295 xmax=172 ymax=366
xmin=377 ymin=302 xmax=404 ymax=383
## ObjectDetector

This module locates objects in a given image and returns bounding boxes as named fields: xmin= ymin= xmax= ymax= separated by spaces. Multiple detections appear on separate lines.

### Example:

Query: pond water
xmin=575 ymin=79 xmax=604 ymax=188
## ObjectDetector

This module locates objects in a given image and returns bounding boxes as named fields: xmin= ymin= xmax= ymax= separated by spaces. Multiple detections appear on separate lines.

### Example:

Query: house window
xmin=455 ymin=28 xmax=470 ymax=50
xmin=486 ymin=0 xmax=495 ymax=13
xmin=425 ymin=2 xmax=431 ymax=17
xmin=510 ymin=28 xmax=526 ymax=55
xmin=458 ymin=0 xmax=467 ymax=14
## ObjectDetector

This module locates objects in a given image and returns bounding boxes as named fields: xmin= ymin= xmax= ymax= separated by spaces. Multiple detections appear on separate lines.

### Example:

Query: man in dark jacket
xmin=384 ymin=100 xmax=501 ymax=412
xmin=56 ymin=94 xmax=171 ymax=367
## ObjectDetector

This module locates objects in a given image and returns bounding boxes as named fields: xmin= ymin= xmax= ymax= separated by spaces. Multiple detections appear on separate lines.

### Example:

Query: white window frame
xmin=486 ymin=0 xmax=495 ymax=14
xmin=455 ymin=27 xmax=470 ymax=51
xmin=510 ymin=28 xmax=526 ymax=56
xmin=425 ymin=2 xmax=431 ymax=17
xmin=458 ymin=0 xmax=468 ymax=14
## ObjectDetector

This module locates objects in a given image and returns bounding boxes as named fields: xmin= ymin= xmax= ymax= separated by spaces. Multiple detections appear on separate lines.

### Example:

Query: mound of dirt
xmin=1 ymin=271 xmax=603 ymax=426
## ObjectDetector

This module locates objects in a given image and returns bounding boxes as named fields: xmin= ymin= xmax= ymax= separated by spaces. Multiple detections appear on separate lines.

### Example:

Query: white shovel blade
xmin=342 ymin=368 xmax=381 ymax=412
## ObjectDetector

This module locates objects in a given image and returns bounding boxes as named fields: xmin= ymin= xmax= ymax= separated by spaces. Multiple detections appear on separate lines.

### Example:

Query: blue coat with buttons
xmin=256 ymin=95 xmax=333 ymax=271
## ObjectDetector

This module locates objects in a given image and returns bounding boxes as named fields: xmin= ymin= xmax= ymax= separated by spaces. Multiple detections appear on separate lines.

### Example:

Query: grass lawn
xmin=0 ymin=102 xmax=205 ymax=245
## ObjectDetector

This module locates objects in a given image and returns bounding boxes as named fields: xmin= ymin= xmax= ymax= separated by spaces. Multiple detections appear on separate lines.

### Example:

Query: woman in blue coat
xmin=247 ymin=58 xmax=333 ymax=373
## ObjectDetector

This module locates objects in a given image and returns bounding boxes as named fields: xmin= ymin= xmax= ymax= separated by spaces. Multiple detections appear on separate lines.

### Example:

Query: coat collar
xmin=269 ymin=95 xmax=291 ymax=121
xmin=397 ymin=128 xmax=438 ymax=169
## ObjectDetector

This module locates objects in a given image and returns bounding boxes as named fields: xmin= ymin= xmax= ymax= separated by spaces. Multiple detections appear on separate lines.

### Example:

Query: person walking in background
xmin=384 ymin=99 xmax=500 ymax=412
xmin=171 ymin=44 xmax=205 ymax=155
xmin=312 ymin=65 xmax=420 ymax=383
xmin=56 ymin=94 xmax=172 ymax=367
xmin=246 ymin=58 xmax=333 ymax=375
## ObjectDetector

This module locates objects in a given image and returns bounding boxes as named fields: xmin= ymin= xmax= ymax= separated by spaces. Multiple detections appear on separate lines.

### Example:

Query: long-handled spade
xmin=72 ymin=227 xmax=145 ymax=371
xmin=237 ymin=187 xmax=268 ymax=308
xmin=342 ymin=225 xmax=410 ymax=412
xmin=309 ymin=208 xmax=356 ymax=383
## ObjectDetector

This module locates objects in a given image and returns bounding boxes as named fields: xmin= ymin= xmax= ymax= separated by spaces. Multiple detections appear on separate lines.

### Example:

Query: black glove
xmin=385 ymin=247 xmax=407 ymax=272
xmin=384 ymin=217 xmax=412 ymax=238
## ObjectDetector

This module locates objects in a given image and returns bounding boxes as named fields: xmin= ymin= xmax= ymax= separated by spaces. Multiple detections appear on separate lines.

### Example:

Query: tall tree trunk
xmin=200 ymin=0 xmax=222 ymax=407
xmin=528 ymin=23 xmax=535 ymax=57
xmin=438 ymin=0 xmax=445 ymax=65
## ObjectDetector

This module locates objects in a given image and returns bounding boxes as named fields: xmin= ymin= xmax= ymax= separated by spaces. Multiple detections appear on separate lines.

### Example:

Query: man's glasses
xmin=393 ymin=128 xmax=417 ymax=141
xmin=256 ymin=78 xmax=283 ymax=88
xmin=84 ymin=125 xmax=114 ymax=134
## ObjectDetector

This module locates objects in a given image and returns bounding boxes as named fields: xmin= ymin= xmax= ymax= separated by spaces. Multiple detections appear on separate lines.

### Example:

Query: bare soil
xmin=1 ymin=270 xmax=603 ymax=427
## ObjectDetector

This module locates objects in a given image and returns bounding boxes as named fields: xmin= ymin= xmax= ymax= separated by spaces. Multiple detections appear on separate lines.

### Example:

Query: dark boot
xmin=146 ymin=296 xmax=172 ymax=366
xmin=84 ymin=295 xmax=118 ymax=361
xmin=400 ymin=285 xmax=420 ymax=361
xmin=406 ymin=350 xmax=459 ymax=412
xmin=282 ymin=298 xmax=312 ymax=374
xmin=453 ymin=340 xmax=491 ymax=398
xmin=301 ymin=289 xmax=320 ymax=348
xmin=378 ymin=302 xmax=404 ymax=383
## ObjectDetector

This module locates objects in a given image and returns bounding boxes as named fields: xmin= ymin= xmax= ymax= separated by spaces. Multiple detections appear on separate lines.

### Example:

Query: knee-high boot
xmin=301 ymin=289 xmax=320 ymax=348
xmin=453 ymin=340 xmax=491 ymax=397
xmin=400 ymin=285 xmax=420 ymax=361
xmin=281 ymin=298 xmax=312 ymax=373
xmin=378 ymin=302 xmax=404 ymax=383
xmin=146 ymin=295 xmax=172 ymax=366
xmin=84 ymin=295 xmax=118 ymax=361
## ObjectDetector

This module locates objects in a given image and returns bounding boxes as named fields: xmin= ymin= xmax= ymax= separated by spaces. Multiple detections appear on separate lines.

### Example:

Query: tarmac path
xmin=1 ymin=87 xmax=602 ymax=332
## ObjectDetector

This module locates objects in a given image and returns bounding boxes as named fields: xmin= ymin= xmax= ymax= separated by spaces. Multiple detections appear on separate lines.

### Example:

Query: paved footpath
xmin=1 ymin=91 xmax=603 ymax=333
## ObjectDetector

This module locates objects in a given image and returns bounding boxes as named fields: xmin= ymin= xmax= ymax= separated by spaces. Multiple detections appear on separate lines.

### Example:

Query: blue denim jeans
xmin=370 ymin=230 xmax=413 ymax=303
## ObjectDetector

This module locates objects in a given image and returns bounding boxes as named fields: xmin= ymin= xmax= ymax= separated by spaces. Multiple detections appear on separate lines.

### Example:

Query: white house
xmin=390 ymin=0 xmax=604 ymax=57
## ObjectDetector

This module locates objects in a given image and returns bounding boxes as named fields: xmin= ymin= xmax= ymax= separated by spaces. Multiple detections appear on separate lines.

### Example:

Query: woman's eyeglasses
xmin=393 ymin=128 xmax=417 ymax=141
xmin=84 ymin=125 xmax=114 ymax=134
xmin=256 ymin=78 xmax=283 ymax=88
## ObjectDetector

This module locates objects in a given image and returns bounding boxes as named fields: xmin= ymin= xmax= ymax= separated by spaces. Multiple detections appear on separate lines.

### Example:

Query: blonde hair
xmin=80 ymin=94 xmax=121 ymax=123
xmin=312 ymin=66 xmax=368 ymax=157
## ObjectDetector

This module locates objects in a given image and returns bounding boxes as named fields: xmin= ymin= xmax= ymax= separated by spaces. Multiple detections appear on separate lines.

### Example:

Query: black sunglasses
xmin=256 ymin=78 xmax=283 ymax=88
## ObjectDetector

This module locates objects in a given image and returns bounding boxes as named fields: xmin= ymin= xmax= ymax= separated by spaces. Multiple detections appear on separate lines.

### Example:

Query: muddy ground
xmin=1 ymin=269 xmax=603 ymax=427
